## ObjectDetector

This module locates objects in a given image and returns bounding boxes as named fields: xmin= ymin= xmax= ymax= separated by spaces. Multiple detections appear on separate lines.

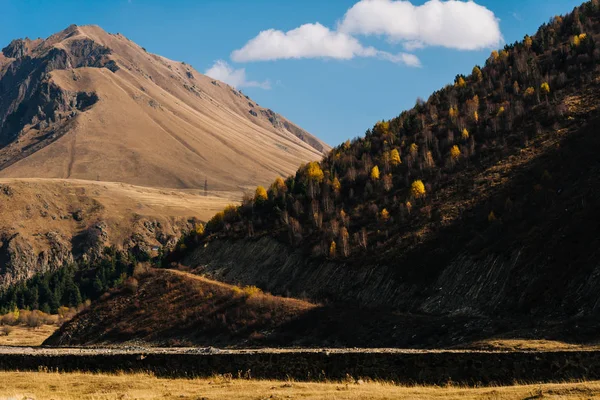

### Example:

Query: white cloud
xmin=231 ymin=23 xmax=420 ymax=67
xmin=205 ymin=60 xmax=270 ymax=89
xmin=338 ymin=0 xmax=502 ymax=51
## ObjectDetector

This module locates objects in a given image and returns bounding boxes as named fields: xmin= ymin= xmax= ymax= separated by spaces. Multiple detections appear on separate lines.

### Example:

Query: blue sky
xmin=0 ymin=0 xmax=583 ymax=146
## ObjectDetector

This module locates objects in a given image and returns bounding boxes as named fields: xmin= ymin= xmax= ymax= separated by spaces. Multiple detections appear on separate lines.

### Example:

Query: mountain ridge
xmin=0 ymin=24 xmax=329 ymax=190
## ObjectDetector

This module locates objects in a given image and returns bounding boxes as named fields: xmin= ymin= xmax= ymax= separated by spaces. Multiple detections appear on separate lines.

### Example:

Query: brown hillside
xmin=0 ymin=178 xmax=235 ymax=289
xmin=0 ymin=25 xmax=329 ymax=190
xmin=45 ymin=268 xmax=317 ymax=347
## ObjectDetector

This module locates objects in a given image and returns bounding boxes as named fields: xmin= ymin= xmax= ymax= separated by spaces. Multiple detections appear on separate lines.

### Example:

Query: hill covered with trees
xmin=171 ymin=1 xmax=600 ymax=318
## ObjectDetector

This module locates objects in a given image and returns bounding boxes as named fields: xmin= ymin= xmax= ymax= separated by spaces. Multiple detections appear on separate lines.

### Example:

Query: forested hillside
xmin=176 ymin=2 xmax=598 ymax=260
xmin=171 ymin=1 xmax=600 ymax=317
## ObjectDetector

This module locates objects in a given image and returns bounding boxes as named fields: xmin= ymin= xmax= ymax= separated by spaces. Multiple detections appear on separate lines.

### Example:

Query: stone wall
xmin=1 ymin=350 xmax=600 ymax=384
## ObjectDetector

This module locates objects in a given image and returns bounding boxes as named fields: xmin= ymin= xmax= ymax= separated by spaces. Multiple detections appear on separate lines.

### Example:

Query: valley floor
xmin=1 ymin=372 xmax=600 ymax=400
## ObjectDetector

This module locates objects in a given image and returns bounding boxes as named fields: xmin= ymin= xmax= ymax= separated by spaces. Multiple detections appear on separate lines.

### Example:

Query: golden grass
xmin=463 ymin=339 xmax=600 ymax=352
xmin=0 ymin=372 xmax=600 ymax=399
xmin=0 ymin=325 xmax=57 ymax=347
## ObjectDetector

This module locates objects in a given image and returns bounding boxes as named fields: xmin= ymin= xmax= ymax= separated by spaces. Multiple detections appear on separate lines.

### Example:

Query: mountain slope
xmin=170 ymin=1 xmax=600 ymax=321
xmin=0 ymin=25 xmax=329 ymax=190
xmin=44 ymin=268 xmax=317 ymax=347
xmin=0 ymin=178 xmax=236 ymax=289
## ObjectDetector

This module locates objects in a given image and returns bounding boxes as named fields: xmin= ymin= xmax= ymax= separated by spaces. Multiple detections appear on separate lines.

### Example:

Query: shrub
xmin=0 ymin=326 xmax=13 ymax=336
xmin=125 ymin=277 xmax=139 ymax=293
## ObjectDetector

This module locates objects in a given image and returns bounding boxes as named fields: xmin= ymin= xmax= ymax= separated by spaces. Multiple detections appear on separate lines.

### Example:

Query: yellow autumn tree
xmin=371 ymin=166 xmax=380 ymax=180
xmin=306 ymin=161 xmax=324 ymax=183
xmin=524 ymin=87 xmax=535 ymax=97
xmin=474 ymin=110 xmax=479 ymax=123
xmin=195 ymin=223 xmax=205 ymax=235
xmin=491 ymin=50 xmax=499 ymax=61
xmin=332 ymin=177 xmax=341 ymax=194
xmin=380 ymin=208 xmax=390 ymax=222
xmin=472 ymin=66 xmax=483 ymax=82
xmin=254 ymin=186 xmax=268 ymax=202
xmin=449 ymin=106 xmax=459 ymax=119
xmin=572 ymin=35 xmax=581 ymax=47
xmin=270 ymin=177 xmax=286 ymax=195
xmin=455 ymin=76 xmax=466 ymax=88
xmin=450 ymin=145 xmax=461 ymax=160
xmin=409 ymin=143 xmax=419 ymax=155
xmin=524 ymin=35 xmax=533 ymax=49
xmin=329 ymin=241 xmax=336 ymax=258
xmin=390 ymin=149 xmax=401 ymax=166
xmin=411 ymin=180 xmax=426 ymax=199
xmin=540 ymin=82 xmax=550 ymax=95
xmin=497 ymin=106 xmax=505 ymax=116
xmin=513 ymin=81 xmax=520 ymax=94
xmin=461 ymin=129 xmax=469 ymax=140
xmin=374 ymin=121 xmax=390 ymax=136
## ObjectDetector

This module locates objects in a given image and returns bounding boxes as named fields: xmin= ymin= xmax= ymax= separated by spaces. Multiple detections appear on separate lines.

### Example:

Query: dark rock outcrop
xmin=0 ymin=29 xmax=116 ymax=149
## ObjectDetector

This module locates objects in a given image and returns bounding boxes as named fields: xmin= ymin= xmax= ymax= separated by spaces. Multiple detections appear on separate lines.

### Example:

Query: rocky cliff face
xmin=0 ymin=179 xmax=208 ymax=290
xmin=184 ymin=234 xmax=600 ymax=319
xmin=0 ymin=26 xmax=112 ymax=167
xmin=0 ymin=217 xmax=188 ymax=290
xmin=0 ymin=231 xmax=74 ymax=289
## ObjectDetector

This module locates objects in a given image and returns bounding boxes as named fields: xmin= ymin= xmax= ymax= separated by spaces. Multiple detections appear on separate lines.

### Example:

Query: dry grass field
xmin=0 ymin=372 xmax=600 ymax=399
xmin=0 ymin=325 xmax=57 ymax=347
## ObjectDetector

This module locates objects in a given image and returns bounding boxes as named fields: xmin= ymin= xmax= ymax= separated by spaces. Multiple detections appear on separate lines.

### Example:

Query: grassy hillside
xmin=45 ymin=268 xmax=317 ymax=346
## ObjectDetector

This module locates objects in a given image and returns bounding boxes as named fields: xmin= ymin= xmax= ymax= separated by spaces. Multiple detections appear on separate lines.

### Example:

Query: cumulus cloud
xmin=205 ymin=60 xmax=270 ymax=89
xmin=231 ymin=23 xmax=420 ymax=67
xmin=338 ymin=0 xmax=502 ymax=51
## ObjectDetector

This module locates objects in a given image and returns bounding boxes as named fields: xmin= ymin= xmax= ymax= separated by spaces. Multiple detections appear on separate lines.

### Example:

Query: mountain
xmin=12 ymin=2 xmax=600 ymax=349
xmin=0 ymin=24 xmax=328 ymax=291
xmin=164 ymin=1 xmax=600 ymax=328
xmin=0 ymin=24 xmax=329 ymax=191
